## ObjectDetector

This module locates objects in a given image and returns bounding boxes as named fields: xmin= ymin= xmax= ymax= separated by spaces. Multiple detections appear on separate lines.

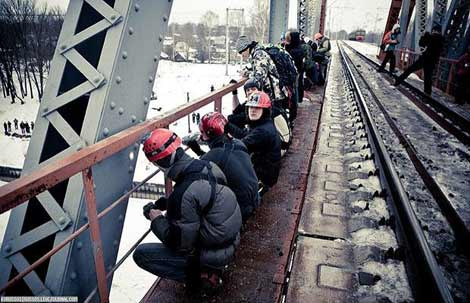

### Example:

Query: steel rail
xmin=342 ymin=41 xmax=470 ymax=146
xmin=342 ymin=44 xmax=470 ymax=246
xmin=339 ymin=44 xmax=454 ymax=303
xmin=0 ymin=79 xmax=247 ymax=213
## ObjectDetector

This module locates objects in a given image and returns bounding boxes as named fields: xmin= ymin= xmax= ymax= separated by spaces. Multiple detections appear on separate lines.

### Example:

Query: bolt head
xmin=94 ymin=77 xmax=101 ymax=83
xmin=110 ymin=102 xmax=116 ymax=109
xmin=131 ymin=115 xmax=137 ymax=122
xmin=143 ymin=97 xmax=149 ymax=105
xmin=4 ymin=244 xmax=12 ymax=253
xmin=59 ymin=217 xmax=66 ymax=225
xmin=122 ymin=51 xmax=128 ymax=59
xmin=118 ymin=107 xmax=124 ymax=115
xmin=60 ymin=44 xmax=67 ymax=50
xmin=70 ymin=272 xmax=77 ymax=280
xmin=129 ymin=27 xmax=134 ymax=35
xmin=134 ymin=4 xmax=140 ymax=11
xmin=103 ymin=128 xmax=109 ymax=136
xmin=43 ymin=107 xmax=49 ymax=113
xmin=149 ymin=76 xmax=153 ymax=82
xmin=116 ymin=76 xmax=122 ymax=84
xmin=110 ymin=14 xmax=116 ymax=21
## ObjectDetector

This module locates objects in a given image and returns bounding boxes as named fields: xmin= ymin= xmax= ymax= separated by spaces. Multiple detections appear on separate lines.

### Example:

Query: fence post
xmin=214 ymin=97 xmax=222 ymax=113
xmin=82 ymin=168 xmax=109 ymax=303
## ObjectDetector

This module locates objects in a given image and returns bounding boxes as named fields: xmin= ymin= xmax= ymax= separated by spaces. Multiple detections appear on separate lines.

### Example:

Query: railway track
xmin=338 ymin=43 xmax=470 ymax=302
xmin=342 ymin=41 xmax=470 ymax=146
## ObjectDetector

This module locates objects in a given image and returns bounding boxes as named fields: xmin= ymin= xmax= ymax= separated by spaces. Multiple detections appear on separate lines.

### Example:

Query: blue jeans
xmin=133 ymin=243 xmax=190 ymax=282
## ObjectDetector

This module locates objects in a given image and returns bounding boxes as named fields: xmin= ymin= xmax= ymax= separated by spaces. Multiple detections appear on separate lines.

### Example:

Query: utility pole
xmin=225 ymin=8 xmax=229 ymax=76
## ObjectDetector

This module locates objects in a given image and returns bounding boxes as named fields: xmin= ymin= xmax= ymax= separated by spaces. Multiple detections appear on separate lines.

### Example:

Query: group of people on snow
xmin=132 ymin=30 xmax=331 ymax=293
xmin=3 ymin=119 xmax=34 ymax=137
xmin=379 ymin=23 xmax=469 ymax=104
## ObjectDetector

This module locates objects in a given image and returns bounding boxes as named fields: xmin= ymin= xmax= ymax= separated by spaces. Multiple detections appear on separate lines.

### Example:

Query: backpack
xmin=259 ymin=45 xmax=298 ymax=88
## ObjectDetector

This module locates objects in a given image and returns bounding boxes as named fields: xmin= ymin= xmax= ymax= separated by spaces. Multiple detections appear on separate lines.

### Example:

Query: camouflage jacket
xmin=244 ymin=44 xmax=286 ymax=101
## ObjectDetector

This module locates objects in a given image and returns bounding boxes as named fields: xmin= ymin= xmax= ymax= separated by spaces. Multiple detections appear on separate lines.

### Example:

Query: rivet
xmin=60 ymin=44 xmax=67 ymax=50
xmin=131 ymin=115 xmax=137 ymax=122
xmin=149 ymin=76 xmax=153 ymax=82
xmin=110 ymin=14 xmax=117 ymax=21
xmin=134 ymin=4 xmax=140 ymax=11
xmin=129 ymin=27 xmax=134 ymax=35
xmin=83 ymin=215 xmax=88 ymax=222
xmin=4 ymin=244 xmax=11 ymax=253
xmin=118 ymin=107 xmax=124 ymax=115
xmin=113 ymin=240 xmax=119 ymax=246
xmin=107 ymin=265 xmax=113 ymax=271
xmin=77 ymin=241 xmax=83 ymax=249
xmin=76 ymin=143 xmax=82 ymax=151
xmin=43 ymin=107 xmax=49 ymax=113
xmin=59 ymin=217 xmax=66 ymax=225
xmin=118 ymin=214 xmax=124 ymax=222
xmin=116 ymin=76 xmax=122 ymax=84
xmin=129 ymin=166 xmax=134 ymax=173
xmin=93 ymin=76 xmax=101 ymax=84
xmin=110 ymin=102 xmax=116 ymax=109
xmin=122 ymin=51 xmax=128 ymax=59
xmin=154 ymin=56 xmax=158 ymax=62
xmin=163 ymin=16 xmax=168 ymax=22
xmin=158 ymin=35 xmax=163 ymax=42
xmin=103 ymin=128 xmax=109 ymax=136
xmin=143 ymin=97 xmax=149 ymax=105
xmin=70 ymin=272 xmax=77 ymax=280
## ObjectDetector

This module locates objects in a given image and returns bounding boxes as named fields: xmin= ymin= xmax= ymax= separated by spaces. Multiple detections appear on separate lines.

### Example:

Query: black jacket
xmin=285 ymin=32 xmax=304 ymax=73
xmin=225 ymin=117 xmax=281 ymax=187
xmin=151 ymin=154 xmax=242 ymax=268
xmin=419 ymin=32 xmax=444 ymax=63
xmin=201 ymin=136 xmax=260 ymax=221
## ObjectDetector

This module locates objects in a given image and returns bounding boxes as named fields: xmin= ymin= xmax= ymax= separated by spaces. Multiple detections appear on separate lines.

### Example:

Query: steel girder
xmin=414 ymin=0 xmax=428 ymax=51
xmin=269 ymin=0 xmax=290 ymax=43
xmin=442 ymin=0 xmax=470 ymax=58
xmin=0 ymin=0 xmax=173 ymax=300
xmin=399 ymin=0 xmax=416 ymax=48
xmin=297 ymin=0 xmax=322 ymax=37
xmin=431 ymin=0 xmax=448 ymax=30
xmin=298 ymin=0 xmax=308 ymax=34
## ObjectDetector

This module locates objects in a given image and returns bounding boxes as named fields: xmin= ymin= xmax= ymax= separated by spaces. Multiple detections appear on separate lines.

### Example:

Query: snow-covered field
xmin=0 ymin=60 xmax=241 ymax=301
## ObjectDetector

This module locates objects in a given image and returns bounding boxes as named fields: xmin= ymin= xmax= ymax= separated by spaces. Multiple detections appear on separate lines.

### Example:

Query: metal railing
xmin=0 ymin=78 xmax=247 ymax=301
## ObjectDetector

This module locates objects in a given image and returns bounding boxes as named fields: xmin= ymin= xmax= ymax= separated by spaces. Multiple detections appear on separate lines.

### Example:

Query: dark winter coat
xmin=301 ymin=42 xmax=315 ymax=70
xmin=419 ymin=32 xmax=443 ymax=63
xmin=227 ymin=103 xmax=247 ymax=129
xmin=225 ymin=116 xmax=281 ymax=187
xmin=201 ymin=136 xmax=259 ymax=221
xmin=285 ymin=32 xmax=304 ymax=73
xmin=150 ymin=154 xmax=242 ymax=268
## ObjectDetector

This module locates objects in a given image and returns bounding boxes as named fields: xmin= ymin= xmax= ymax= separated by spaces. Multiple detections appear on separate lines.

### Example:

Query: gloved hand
xmin=154 ymin=197 xmax=168 ymax=211
xmin=182 ymin=132 xmax=201 ymax=145
xmin=229 ymin=79 xmax=238 ymax=95
xmin=143 ymin=202 xmax=157 ymax=220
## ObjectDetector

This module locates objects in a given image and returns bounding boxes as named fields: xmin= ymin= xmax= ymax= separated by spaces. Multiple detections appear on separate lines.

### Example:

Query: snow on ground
xmin=0 ymin=60 xmax=241 ymax=301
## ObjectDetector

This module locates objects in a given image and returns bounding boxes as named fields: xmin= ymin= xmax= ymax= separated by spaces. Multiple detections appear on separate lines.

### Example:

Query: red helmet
xmin=143 ymin=128 xmax=181 ymax=162
xmin=199 ymin=112 xmax=228 ymax=141
xmin=245 ymin=91 xmax=271 ymax=109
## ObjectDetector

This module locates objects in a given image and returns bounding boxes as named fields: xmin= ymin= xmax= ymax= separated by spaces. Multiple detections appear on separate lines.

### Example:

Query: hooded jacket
xmin=150 ymin=152 xmax=242 ymax=268
xmin=225 ymin=115 xmax=281 ymax=187
xmin=201 ymin=136 xmax=260 ymax=221
xmin=285 ymin=31 xmax=305 ymax=73
xmin=317 ymin=36 xmax=331 ymax=57
xmin=419 ymin=31 xmax=444 ymax=63
xmin=383 ymin=25 xmax=400 ymax=52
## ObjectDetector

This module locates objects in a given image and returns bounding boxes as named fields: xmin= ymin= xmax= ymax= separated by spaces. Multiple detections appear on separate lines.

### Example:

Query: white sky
xmin=41 ymin=0 xmax=392 ymax=33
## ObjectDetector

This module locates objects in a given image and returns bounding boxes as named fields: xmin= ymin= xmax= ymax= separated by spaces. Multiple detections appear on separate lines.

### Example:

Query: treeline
xmin=0 ymin=0 xmax=63 ymax=104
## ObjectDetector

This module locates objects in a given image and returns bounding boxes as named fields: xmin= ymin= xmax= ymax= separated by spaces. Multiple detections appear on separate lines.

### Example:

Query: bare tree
xmin=250 ymin=0 xmax=269 ymax=42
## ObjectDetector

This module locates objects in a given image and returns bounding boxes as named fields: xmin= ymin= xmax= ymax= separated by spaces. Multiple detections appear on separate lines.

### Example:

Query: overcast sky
xmin=41 ymin=0 xmax=392 ymax=33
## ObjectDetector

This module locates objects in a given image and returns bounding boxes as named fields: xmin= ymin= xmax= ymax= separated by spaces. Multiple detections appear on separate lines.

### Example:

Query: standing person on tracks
xmin=182 ymin=111 xmax=260 ymax=222
xmin=133 ymin=129 xmax=242 ymax=292
xmin=394 ymin=25 xmax=444 ymax=95
xmin=378 ymin=24 xmax=401 ymax=75
xmin=313 ymin=32 xmax=331 ymax=82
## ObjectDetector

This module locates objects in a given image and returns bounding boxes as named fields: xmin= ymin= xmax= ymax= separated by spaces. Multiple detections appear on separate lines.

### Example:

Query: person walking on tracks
xmin=3 ymin=122 xmax=8 ymax=135
xmin=378 ymin=24 xmax=401 ymax=75
xmin=224 ymin=91 xmax=282 ymax=195
xmin=184 ymin=112 xmax=260 ymax=222
xmin=394 ymin=25 xmax=444 ymax=95
xmin=133 ymin=129 xmax=241 ymax=291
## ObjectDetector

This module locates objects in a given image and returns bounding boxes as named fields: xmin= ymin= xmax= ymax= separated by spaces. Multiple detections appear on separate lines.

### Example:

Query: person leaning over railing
xmin=224 ymin=91 xmax=282 ymax=195
xmin=133 ymin=129 xmax=242 ymax=292
xmin=183 ymin=112 xmax=260 ymax=223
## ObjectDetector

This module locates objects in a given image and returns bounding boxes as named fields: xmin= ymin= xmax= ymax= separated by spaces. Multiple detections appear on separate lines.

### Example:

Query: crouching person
xmin=133 ymin=128 xmax=242 ymax=291
xmin=224 ymin=91 xmax=281 ymax=194
xmin=185 ymin=112 xmax=260 ymax=222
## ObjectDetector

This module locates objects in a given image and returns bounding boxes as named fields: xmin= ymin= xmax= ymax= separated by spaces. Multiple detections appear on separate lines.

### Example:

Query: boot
xmin=200 ymin=269 xmax=223 ymax=295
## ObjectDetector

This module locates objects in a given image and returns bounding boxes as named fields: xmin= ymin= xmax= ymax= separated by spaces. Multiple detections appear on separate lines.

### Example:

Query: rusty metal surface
xmin=82 ymin=168 xmax=109 ymax=303
xmin=143 ymin=89 xmax=324 ymax=303
xmin=0 ymin=79 xmax=247 ymax=214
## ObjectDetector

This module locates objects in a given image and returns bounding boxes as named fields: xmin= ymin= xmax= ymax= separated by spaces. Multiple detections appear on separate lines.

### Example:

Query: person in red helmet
xmin=224 ymin=91 xmax=282 ymax=192
xmin=184 ymin=112 xmax=260 ymax=221
xmin=133 ymin=128 xmax=242 ymax=291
